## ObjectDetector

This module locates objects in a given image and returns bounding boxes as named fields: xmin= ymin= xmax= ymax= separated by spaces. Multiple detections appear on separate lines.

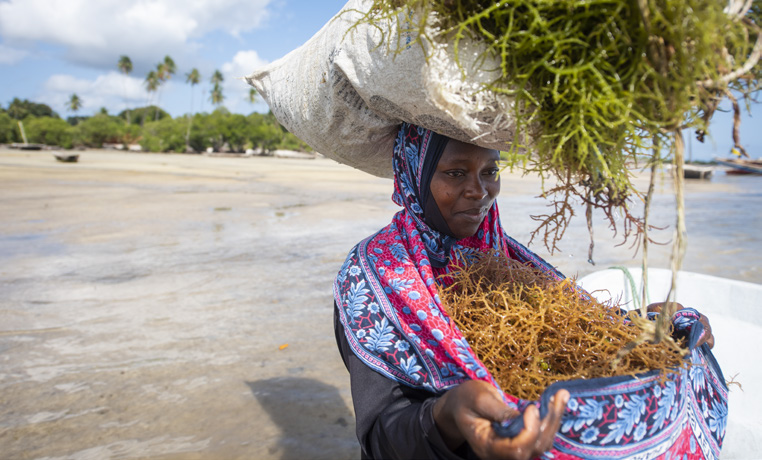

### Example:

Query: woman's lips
xmin=458 ymin=208 xmax=488 ymax=223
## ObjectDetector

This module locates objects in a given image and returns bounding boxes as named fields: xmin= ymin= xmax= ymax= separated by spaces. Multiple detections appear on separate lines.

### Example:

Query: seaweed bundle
xmin=440 ymin=253 xmax=686 ymax=400
xmin=354 ymin=0 xmax=761 ymax=253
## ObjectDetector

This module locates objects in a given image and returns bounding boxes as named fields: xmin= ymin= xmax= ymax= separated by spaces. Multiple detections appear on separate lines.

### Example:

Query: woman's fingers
xmin=474 ymin=383 xmax=520 ymax=422
xmin=646 ymin=302 xmax=715 ymax=348
xmin=470 ymin=416 xmax=521 ymax=460
xmin=483 ymin=390 xmax=569 ymax=460
xmin=536 ymin=390 xmax=569 ymax=450
xmin=697 ymin=314 xmax=715 ymax=349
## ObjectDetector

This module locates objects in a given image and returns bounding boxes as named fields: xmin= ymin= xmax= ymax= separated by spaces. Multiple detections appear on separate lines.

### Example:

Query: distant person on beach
xmin=333 ymin=123 xmax=570 ymax=459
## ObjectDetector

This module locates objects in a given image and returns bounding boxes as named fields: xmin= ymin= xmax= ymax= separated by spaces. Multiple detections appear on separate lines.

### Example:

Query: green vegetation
xmin=0 ymin=98 xmax=309 ymax=154
xmin=5 ymin=97 xmax=59 ymax=119
xmin=25 ymin=116 xmax=74 ymax=148
xmin=140 ymin=116 xmax=188 ymax=152
xmin=119 ymin=105 xmax=170 ymax=125
xmin=0 ymin=112 xmax=19 ymax=143
xmin=75 ymin=113 xmax=128 ymax=147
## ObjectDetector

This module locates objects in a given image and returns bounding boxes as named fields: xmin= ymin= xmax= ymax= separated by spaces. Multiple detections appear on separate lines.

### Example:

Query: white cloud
xmin=41 ymin=72 xmax=148 ymax=115
xmin=0 ymin=43 xmax=27 ymax=64
xmin=32 ymin=51 xmax=271 ymax=117
xmin=0 ymin=0 xmax=272 ymax=68
xmin=219 ymin=50 xmax=269 ymax=113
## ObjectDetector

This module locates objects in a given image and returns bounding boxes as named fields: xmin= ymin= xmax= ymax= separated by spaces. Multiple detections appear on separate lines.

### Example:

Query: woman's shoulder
xmin=342 ymin=224 xmax=396 ymax=258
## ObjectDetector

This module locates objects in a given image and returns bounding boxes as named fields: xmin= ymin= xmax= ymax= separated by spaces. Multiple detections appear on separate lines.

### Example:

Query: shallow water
xmin=0 ymin=150 xmax=759 ymax=459
xmin=498 ymin=171 xmax=762 ymax=284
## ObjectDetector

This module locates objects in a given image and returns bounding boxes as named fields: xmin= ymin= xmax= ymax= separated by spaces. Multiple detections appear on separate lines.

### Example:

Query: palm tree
xmin=210 ymin=70 xmax=225 ymax=107
xmin=211 ymin=69 xmax=224 ymax=86
xmin=118 ymin=55 xmax=133 ymax=76
xmin=117 ymin=55 xmax=133 ymax=124
xmin=153 ymin=56 xmax=176 ymax=120
xmin=144 ymin=70 xmax=159 ymax=124
xmin=248 ymin=88 xmax=258 ymax=106
xmin=158 ymin=55 xmax=176 ymax=81
xmin=210 ymin=83 xmax=224 ymax=107
xmin=145 ymin=71 xmax=160 ymax=98
xmin=68 ymin=93 xmax=82 ymax=123
xmin=185 ymin=68 xmax=201 ymax=151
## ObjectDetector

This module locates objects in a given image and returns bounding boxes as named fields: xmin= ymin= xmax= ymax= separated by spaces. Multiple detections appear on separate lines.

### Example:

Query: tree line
xmin=0 ymin=54 xmax=308 ymax=154
xmin=0 ymin=100 xmax=307 ymax=154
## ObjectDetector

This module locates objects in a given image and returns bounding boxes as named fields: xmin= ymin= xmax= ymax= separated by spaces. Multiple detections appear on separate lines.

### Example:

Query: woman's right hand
xmin=432 ymin=380 xmax=568 ymax=460
xmin=646 ymin=302 xmax=715 ymax=349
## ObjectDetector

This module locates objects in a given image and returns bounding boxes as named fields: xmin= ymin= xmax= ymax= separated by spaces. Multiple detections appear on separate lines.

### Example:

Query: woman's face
xmin=429 ymin=140 xmax=501 ymax=239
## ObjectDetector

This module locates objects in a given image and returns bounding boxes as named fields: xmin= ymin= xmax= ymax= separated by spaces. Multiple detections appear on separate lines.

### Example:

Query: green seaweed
xmin=353 ymin=0 xmax=761 ymax=252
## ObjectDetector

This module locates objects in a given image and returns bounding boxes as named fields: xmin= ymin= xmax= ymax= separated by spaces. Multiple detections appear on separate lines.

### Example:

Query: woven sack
xmin=246 ymin=0 xmax=526 ymax=178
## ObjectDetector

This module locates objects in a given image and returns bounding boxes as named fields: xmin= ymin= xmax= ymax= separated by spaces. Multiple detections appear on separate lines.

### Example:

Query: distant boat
xmin=53 ymin=152 xmax=79 ymax=163
xmin=683 ymin=164 xmax=714 ymax=179
xmin=9 ymin=142 xmax=44 ymax=150
xmin=667 ymin=163 xmax=714 ymax=180
xmin=714 ymin=157 xmax=762 ymax=175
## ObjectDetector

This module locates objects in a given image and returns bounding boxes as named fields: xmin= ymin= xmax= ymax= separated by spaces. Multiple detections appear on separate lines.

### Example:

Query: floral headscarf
xmin=333 ymin=123 xmax=562 ymax=393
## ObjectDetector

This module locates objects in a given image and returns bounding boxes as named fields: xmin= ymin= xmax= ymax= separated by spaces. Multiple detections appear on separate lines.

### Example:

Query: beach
xmin=1 ymin=148 xmax=760 ymax=459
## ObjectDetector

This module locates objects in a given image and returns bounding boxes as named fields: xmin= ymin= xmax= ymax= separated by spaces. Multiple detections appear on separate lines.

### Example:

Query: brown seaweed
xmin=440 ymin=253 xmax=686 ymax=400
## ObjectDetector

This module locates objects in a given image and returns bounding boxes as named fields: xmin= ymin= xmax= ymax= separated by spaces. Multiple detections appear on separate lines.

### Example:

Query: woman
xmin=333 ymin=123 xmax=569 ymax=459
xmin=333 ymin=124 xmax=716 ymax=459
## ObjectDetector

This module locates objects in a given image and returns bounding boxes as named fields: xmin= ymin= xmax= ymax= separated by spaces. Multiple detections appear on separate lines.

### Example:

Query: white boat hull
xmin=578 ymin=268 xmax=762 ymax=459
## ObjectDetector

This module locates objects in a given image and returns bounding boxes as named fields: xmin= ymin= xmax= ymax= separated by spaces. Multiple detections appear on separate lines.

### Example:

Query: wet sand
xmin=1 ymin=149 xmax=759 ymax=459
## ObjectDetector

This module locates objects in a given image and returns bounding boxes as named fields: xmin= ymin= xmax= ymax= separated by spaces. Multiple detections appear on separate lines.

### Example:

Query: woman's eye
xmin=484 ymin=168 xmax=499 ymax=176
xmin=445 ymin=171 xmax=465 ymax=178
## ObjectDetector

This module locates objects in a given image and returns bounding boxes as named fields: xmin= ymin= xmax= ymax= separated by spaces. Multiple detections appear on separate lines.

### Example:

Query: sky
xmin=0 ymin=0 xmax=758 ymax=162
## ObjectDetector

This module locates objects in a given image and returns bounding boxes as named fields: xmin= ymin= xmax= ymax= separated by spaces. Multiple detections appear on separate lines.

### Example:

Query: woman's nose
xmin=464 ymin=175 xmax=488 ymax=199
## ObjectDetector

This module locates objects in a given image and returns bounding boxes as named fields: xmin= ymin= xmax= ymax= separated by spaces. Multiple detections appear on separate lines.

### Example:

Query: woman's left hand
xmin=646 ymin=302 xmax=715 ymax=349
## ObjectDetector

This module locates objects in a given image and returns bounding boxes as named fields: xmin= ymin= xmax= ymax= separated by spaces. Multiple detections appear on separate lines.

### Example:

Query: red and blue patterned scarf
xmin=333 ymin=122 xmax=562 ymax=396
xmin=334 ymin=123 xmax=728 ymax=459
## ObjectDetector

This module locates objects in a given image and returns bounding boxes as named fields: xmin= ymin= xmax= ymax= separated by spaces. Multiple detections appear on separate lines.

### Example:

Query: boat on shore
xmin=714 ymin=157 xmax=762 ymax=175
xmin=667 ymin=163 xmax=714 ymax=180
xmin=53 ymin=152 xmax=79 ymax=163
xmin=9 ymin=142 xmax=44 ymax=150
xmin=683 ymin=164 xmax=714 ymax=179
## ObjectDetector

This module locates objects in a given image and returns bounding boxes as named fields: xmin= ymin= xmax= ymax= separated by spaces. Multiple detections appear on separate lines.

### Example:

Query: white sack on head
xmin=246 ymin=0 xmax=525 ymax=178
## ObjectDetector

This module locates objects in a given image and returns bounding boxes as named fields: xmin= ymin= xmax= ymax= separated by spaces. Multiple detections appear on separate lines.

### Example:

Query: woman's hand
xmin=646 ymin=302 xmax=715 ymax=349
xmin=433 ymin=380 xmax=569 ymax=460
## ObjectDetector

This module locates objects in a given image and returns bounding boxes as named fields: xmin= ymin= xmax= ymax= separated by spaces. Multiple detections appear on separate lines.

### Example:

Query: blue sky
xmin=0 ymin=0 xmax=758 ymax=161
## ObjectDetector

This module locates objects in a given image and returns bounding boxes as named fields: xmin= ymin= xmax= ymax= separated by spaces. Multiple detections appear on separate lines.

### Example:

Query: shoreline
xmin=0 ymin=148 xmax=758 ymax=458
